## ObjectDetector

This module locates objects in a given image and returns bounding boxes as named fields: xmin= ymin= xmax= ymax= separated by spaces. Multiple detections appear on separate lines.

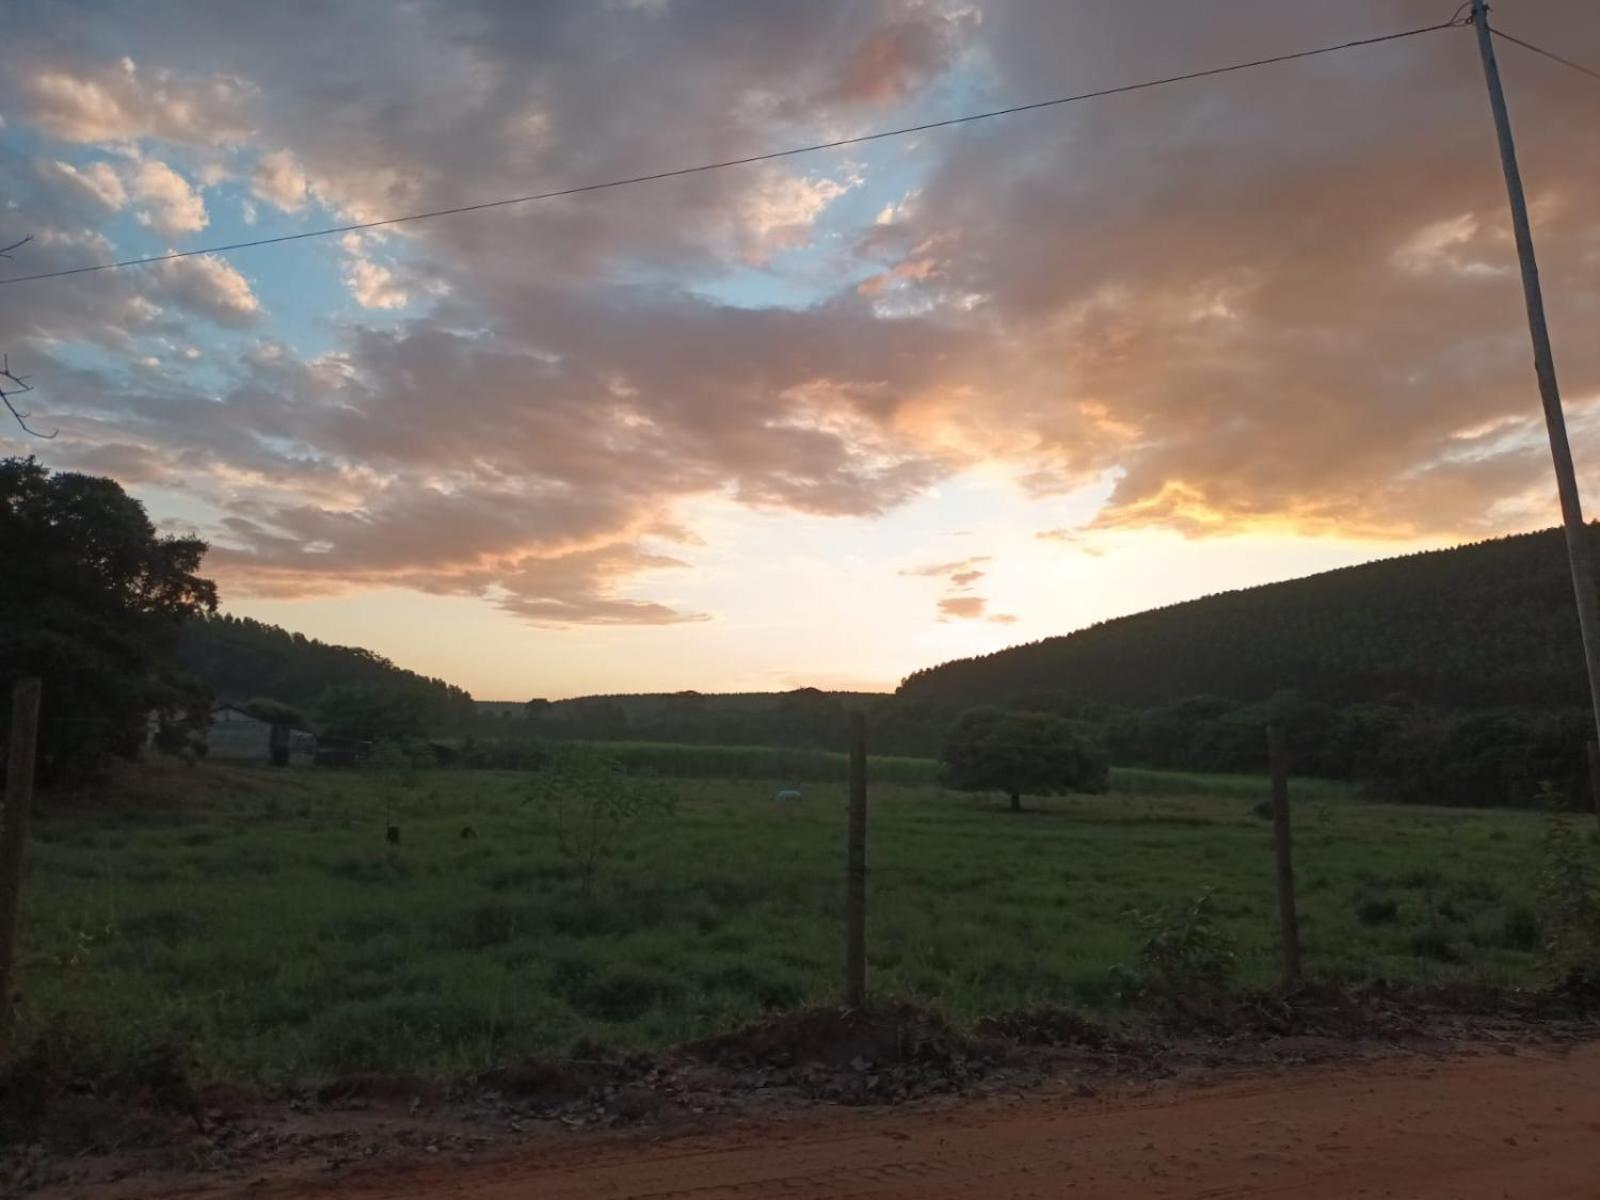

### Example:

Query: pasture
xmin=16 ymin=757 xmax=1559 ymax=1086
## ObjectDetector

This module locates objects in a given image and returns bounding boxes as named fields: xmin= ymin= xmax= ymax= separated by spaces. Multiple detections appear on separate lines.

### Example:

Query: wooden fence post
xmin=1587 ymin=741 xmax=1600 ymax=833
xmin=844 ymin=710 xmax=868 ymax=1009
xmin=1267 ymin=722 xmax=1302 ymax=989
xmin=0 ymin=677 xmax=42 ymax=1048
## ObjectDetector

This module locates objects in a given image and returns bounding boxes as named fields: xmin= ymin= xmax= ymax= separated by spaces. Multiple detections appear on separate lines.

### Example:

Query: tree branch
xmin=1 ymin=354 xmax=56 ymax=439
xmin=0 ymin=237 xmax=55 ymax=437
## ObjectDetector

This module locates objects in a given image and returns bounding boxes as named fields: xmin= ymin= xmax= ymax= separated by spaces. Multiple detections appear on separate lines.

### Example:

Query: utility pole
xmin=1471 ymin=0 xmax=1600 ymax=754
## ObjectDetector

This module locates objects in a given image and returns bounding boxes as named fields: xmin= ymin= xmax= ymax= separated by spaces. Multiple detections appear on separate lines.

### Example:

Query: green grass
xmin=1108 ymin=766 xmax=1357 ymax=802
xmin=566 ymin=740 xmax=941 ymax=784
xmin=15 ymin=760 xmax=1560 ymax=1086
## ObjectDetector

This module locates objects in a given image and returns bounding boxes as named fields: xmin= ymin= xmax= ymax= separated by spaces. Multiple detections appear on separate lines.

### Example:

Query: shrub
xmin=1409 ymin=926 xmax=1459 ymax=963
xmin=1501 ymin=903 xmax=1542 ymax=951
xmin=1126 ymin=891 xmax=1236 ymax=1000
xmin=1535 ymin=790 xmax=1599 ymax=983
xmin=1355 ymin=896 xmax=1399 ymax=926
xmin=524 ymin=749 xmax=676 ymax=897
xmin=443 ymin=902 xmax=523 ymax=949
xmin=553 ymin=961 xmax=678 ymax=1021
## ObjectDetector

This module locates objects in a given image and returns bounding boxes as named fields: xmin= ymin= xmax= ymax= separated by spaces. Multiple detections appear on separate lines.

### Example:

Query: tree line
xmin=179 ymin=613 xmax=477 ymax=741
xmin=898 ymin=526 xmax=1600 ymax=711
xmin=6 ymin=456 xmax=1597 ymax=809
xmin=513 ymin=686 xmax=1594 ymax=809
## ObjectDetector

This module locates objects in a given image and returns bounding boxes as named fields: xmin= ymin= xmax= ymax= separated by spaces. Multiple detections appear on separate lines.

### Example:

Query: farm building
xmin=207 ymin=705 xmax=316 ymax=766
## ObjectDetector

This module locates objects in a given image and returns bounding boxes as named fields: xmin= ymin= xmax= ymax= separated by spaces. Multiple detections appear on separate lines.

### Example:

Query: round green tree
xmin=1 ymin=457 xmax=217 ymax=783
xmin=941 ymin=708 xmax=1109 ymax=811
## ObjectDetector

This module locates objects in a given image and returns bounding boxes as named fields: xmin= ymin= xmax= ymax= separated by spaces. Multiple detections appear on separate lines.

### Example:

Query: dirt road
xmin=212 ymin=1042 xmax=1598 ymax=1200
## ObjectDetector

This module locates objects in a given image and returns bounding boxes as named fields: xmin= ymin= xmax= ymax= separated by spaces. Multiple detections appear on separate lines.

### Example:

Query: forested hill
xmin=179 ymin=613 xmax=476 ymax=724
xmin=899 ymin=526 xmax=1597 ymax=711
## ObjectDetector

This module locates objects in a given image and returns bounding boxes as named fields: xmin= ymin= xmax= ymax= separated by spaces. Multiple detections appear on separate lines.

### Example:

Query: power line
xmin=0 ymin=17 xmax=1464 ymax=289
xmin=1491 ymin=28 xmax=1600 ymax=84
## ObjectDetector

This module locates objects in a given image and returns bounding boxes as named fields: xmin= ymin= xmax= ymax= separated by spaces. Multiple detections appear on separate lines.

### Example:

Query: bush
xmin=1501 ymin=903 xmax=1542 ymax=951
xmin=551 ymin=959 xmax=679 ymax=1021
xmin=1125 ymin=891 xmax=1236 ymax=1001
xmin=1409 ymin=926 xmax=1460 ymax=963
xmin=441 ymin=902 xmax=523 ymax=949
xmin=524 ymin=749 xmax=676 ymax=897
xmin=1536 ymin=793 xmax=1599 ymax=982
xmin=1355 ymin=896 xmax=1399 ymax=926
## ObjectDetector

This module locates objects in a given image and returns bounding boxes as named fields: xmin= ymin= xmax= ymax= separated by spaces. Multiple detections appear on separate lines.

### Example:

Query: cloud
xmin=7 ymin=0 xmax=1600 ymax=631
xmin=151 ymin=256 xmax=262 ymax=326
xmin=42 ymin=159 xmax=126 ymax=209
xmin=820 ymin=11 xmax=967 ymax=107
xmin=1036 ymin=528 xmax=1109 ymax=557
xmin=130 ymin=158 xmax=207 ymax=234
xmin=343 ymin=257 xmax=409 ymax=310
xmin=251 ymin=148 xmax=307 ymax=211
xmin=23 ymin=57 xmax=253 ymax=145
xmin=937 ymin=595 xmax=986 ymax=620
xmin=734 ymin=167 xmax=859 ymax=264
xmin=904 ymin=555 xmax=995 ymax=621
xmin=492 ymin=546 xmax=708 ymax=625
xmin=900 ymin=555 xmax=990 ymax=579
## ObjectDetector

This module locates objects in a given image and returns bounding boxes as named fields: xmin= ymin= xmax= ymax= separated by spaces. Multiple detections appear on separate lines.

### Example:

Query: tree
xmin=524 ymin=749 xmax=674 ymax=897
xmin=240 ymin=697 xmax=308 ymax=730
xmin=315 ymin=682 xmax=429 ymax=743
xmin=180 ymin=612 xmax=475 ymax=728
xmin=941 ymin=707 xmax=1109 ymax=811
xmin=0 ymin=458 xmax=217 ymax=783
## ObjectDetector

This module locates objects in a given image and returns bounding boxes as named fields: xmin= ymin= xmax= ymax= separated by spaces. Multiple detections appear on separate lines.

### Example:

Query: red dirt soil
xmin=159 ymin=1041 xmax=1599 ymax=1200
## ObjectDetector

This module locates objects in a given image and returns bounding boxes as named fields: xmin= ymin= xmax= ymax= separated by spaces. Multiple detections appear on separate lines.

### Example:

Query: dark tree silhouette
xmin=941 ymin=708 xmax=1109 ymax=811
xmin=1 ymin=457 xmax=216 ymax=782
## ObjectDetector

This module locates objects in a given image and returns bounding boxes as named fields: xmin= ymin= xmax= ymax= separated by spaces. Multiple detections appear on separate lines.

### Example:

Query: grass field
xmin=16 ymin=758 xmax=1564 ymax=1086
xmin=567 ymin=740 xmax=942 ymax=784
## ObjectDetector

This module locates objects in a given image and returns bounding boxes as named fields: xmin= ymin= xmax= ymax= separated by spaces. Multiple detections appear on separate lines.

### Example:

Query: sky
xmin=3 ymin=0 xmax=1599 ymax=700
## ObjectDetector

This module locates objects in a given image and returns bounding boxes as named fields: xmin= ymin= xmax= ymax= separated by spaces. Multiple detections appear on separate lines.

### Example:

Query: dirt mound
xmin=682 ymin=1003 xmax=982 ymax=1103
xmin=686 ymin=1002 xmax=964 ymax=1070
xmin=314 ymin=1075 xmax=442 ymax=1105
xmin=1144 ymin=979 xmax=1599 ymax=1048
xmin=475 ymin=1059 xmax=635 ymax=1104
xmin=972 ymin=1007 xmax=1132 ymax=1050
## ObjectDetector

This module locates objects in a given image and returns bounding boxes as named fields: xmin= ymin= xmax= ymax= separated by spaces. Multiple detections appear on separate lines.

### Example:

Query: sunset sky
xmin=4 ymin=0 xmax=1598 ymax=700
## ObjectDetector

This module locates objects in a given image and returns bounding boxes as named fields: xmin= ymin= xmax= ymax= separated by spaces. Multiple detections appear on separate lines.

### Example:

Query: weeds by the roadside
xmin=1535 ymin=786 xmax=1600 ymax=996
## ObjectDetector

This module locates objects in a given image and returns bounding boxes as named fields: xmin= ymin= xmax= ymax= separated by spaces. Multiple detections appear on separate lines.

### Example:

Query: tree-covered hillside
xmin=179 ymin=613 xmax=476 ymax=731
xmin=899 ymin=527 xmax=1596 ymax=711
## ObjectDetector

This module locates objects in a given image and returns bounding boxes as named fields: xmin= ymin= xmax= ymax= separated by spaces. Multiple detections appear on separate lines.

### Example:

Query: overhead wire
xmin=1490 ymin=27 xmax=1600 ymax=84
xmin=0 ymin=17 xmax=1466 ymax=289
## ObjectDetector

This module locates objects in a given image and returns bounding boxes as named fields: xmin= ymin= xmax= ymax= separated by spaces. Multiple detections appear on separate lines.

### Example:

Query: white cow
xmin=773 ymin=788 xmax=802 ymax=802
